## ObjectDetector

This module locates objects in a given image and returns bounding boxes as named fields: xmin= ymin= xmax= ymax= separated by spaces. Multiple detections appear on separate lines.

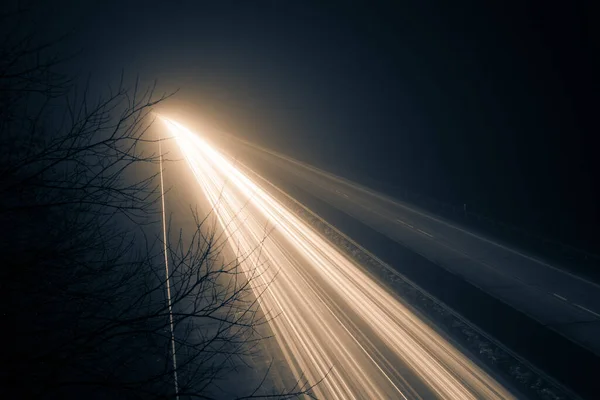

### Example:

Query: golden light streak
xmin=160 ymin=117 xmax=515 ymax=400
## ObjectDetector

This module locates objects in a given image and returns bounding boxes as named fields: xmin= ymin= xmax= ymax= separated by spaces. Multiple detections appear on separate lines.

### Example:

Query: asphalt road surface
xmin=161 ymin=119 xmax=518 ymax=400
xmin=217 ymin=134 xmax=600 ymax=360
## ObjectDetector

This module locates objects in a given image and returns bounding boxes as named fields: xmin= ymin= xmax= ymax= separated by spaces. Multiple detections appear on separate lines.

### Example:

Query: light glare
xmin=162 ymin=118 xmax=515 ymax=400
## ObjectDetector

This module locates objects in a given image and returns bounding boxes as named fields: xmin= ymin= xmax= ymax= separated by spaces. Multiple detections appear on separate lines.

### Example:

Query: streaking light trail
xmin=161 ymin=118 xmax=515 ymax=400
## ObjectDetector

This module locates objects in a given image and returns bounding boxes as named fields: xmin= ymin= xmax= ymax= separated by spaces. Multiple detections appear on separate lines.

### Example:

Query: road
xmin=162 ymin=118 xmax=517 ymax=399
xmin=215 ymin=133 xmax=600 ymax=359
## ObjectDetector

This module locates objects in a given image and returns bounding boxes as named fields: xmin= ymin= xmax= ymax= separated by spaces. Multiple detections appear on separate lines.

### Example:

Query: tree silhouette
xmin=0 ymin=7 xmax=315 ymax=399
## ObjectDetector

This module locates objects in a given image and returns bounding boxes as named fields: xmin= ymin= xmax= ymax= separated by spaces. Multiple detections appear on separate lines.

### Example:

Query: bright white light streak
xmin=158 ymin=128 xmax=179 ymax=399
xmin=161 ymin=118 xmax=515 ymax=400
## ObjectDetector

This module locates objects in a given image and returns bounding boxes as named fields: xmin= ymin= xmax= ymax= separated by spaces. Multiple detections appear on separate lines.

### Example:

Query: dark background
xmin=32 ymin=0 xmax=599 ymax=251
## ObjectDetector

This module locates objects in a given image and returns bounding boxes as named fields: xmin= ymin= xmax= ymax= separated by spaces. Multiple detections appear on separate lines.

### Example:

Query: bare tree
xmin=0 ymin=7 xmax=315 ymax=399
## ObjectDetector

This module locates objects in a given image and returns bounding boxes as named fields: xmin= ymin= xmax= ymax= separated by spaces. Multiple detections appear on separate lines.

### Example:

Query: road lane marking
xmin=417 ymin=229 xmax=433 ymax=238
xmin=573 ymin=304 xmax=600 ymax=319
xmin=553 ymin=293 xmax=567 ymax=301
xmin=395 ymin=219 xmax=414 ymax=228
xmin=335 ymin=189 xmax=349 ymax=198
xmin=552 ymin=293 xmax=600 ymax=319
xmin=395 ymin=219 xmax=433 ymax=238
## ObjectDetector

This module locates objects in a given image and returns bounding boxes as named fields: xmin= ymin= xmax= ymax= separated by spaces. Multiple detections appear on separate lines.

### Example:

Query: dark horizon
xmin=27 ymin=0 xmax=599 ymax=252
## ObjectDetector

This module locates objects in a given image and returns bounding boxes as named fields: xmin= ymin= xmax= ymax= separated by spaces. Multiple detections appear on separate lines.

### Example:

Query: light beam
xmin=161 ymin=117 xmax=515 ymax=400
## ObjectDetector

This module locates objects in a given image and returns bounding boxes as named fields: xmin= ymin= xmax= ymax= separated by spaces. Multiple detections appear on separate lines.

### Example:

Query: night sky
xmin=35 ymin=0 xmax=598 ymax=251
